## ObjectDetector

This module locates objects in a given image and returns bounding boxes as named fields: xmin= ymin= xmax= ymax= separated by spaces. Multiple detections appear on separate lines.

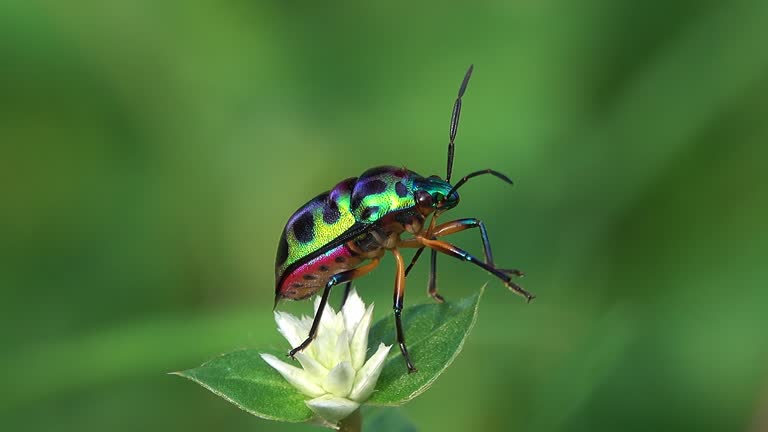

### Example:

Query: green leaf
xmin=173 ymin=349 xmax=313 ymax=422
xmin=367 ymin=286 xmax=484 ymax=405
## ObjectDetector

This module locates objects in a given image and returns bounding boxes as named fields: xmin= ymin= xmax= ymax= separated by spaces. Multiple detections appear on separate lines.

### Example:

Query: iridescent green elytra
xmin=274 ymin=65 xmax=534 ymax=373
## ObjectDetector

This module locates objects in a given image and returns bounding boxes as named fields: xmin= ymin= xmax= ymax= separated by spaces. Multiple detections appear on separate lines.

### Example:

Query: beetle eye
xmin=415 ymin=190 xmax=433 ymax=208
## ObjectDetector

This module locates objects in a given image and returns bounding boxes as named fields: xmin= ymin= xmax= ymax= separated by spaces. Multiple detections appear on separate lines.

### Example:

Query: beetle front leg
xmin=415 ymin=237 xmax=534 ymax=302
xmin=402 ymin=218 xmax=523 ymax=303
xmin=288 ymin=258 xmax=380 ymax=358
xmin=430 ymin=218 xmax=524 ymax=277
xmin=391 ymin=248 xmax=417 ymax=373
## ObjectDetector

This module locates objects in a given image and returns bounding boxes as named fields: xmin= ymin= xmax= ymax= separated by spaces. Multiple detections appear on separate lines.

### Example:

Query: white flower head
xmin=261 ymin=288 xmax=391 ymax=424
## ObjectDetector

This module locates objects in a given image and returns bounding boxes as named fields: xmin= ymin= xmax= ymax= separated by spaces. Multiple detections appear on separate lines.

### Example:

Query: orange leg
xmin=403 ymin=215 xmax=445 ymax=302
xmin=289 ymin=257 xmax=381 ymax=358
xmin=401 ymin=218 xmax=524 ymax=302
xmin=430 ymin=218 xmax=524 ymax=277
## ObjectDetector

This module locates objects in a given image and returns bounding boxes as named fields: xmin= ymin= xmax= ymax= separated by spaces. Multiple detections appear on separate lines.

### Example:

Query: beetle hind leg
xmin=288 ymin=258 xmax=381 ymax=358
xmin=338 ymin=281 xmax=353 ymax=309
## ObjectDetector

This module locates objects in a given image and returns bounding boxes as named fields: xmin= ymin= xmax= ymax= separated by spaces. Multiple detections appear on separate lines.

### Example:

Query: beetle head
xmin=413 ymin=175 xmax=460 ymax=214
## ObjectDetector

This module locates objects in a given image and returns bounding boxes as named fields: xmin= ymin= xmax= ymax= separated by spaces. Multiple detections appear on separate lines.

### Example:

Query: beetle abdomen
xmin=277 ymin=243 xmax=365 ymax=300
xmin=275 ymin=177 xmax=357 ymax=283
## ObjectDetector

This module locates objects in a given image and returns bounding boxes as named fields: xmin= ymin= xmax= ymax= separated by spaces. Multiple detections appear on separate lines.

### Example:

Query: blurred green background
xmin=3 ymin=1 xmax=768 ymax=431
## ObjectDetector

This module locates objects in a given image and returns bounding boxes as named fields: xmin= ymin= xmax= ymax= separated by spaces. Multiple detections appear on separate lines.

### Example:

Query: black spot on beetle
xmin=361 ymin=179 xmax=387 ymax=196
xmin=322 ymin=200 xmax=341 ymax=225
xmin=291 ymin=283 xmax=303 ymax=288
xmin=335 ymin=256 xmax=346 ymax=263
xmin=303 ymin=274 xmax=317 ymax=281
xmin=351 ymin=179 xmax=388 ymax=211
xmin=360 ymin=206 xmax=379 ymax=221
xmin=319 ymin=265 xmax=329 ymax=272
xmin=276 ymin=231 xmax=290 ymax=266
xmin=350 ymin=194 xmax=363 ymax=212
xmin=395 ymin=181 xmax=408 ymax=198
xmin=293 ymin=212 xmax=315 ymax=243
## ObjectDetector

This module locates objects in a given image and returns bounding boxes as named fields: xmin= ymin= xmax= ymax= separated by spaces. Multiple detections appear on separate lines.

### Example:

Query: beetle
xmin=274 ymin=65 xmax=534 ymax=373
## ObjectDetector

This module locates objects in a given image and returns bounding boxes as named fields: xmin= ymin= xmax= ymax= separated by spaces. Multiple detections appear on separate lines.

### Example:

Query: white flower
xmin=261 ymin=289 xmax=391 ymax=424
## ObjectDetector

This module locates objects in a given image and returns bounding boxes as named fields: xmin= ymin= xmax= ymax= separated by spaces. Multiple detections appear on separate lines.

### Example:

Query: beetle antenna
xmin=447 ymin=169 xmax=513 ymax=197
xmin=446 ymin=64 xmax=474 ymax=183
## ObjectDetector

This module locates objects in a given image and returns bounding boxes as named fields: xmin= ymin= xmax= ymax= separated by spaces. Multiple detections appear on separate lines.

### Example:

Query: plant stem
xmin=338 ymin=409 xmax=362 ymax=432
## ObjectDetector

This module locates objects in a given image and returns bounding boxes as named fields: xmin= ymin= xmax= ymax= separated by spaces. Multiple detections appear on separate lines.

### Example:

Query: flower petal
xmin=305 ymin=395 xmax=360 ymax=424
xmin=295 ymin=352 xmax=329 ymax=380
xmin=327 ymin=306 xmax=346 ymax=335
xmin=349 ymin=343 xmax=392 ymax=402
xmin=260 ymin=353 xmax=325 ymax=397
xmin=323 ymin=361 xmax=355 ymax=397
xmin=341 ymin=288 xmax=366 ymax=338
xmin=311 ymin=301 xmax=346 ymax=369
xmin=313 ymin=322 xmax=340 ymax=370
xmin=349 ymin=303 xmax=374 ymax=370
xmin=334 ymin=326 xmax=352 ymax=365
xmin=274 ymin=311 xmax=309 ymax=348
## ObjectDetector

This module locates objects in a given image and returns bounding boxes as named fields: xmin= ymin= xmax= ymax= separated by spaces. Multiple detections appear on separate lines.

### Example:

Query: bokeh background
xmin=3 ymin=1 xmax=768 ymax=431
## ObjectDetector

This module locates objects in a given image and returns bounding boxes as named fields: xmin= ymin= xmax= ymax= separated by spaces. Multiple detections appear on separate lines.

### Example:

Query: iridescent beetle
xmin=274 ymin=65 xmax=534 ymax=372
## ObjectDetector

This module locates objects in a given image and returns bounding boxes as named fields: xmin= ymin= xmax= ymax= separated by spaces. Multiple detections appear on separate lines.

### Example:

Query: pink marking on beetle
xmin=277 ymin=243 xmax=362 ymax=301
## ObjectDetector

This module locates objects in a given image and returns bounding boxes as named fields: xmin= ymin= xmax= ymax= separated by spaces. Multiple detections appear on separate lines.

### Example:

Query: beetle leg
xmin=403 ymin=245 xmax=444 ymax=303
xmin=413 ymin=237 xmax=535 ymax=302
xmin=426 ymin=248 xmax=443 ymax=303
xmin=403 ymin=213 xmax=439 ymax=276
xmin=399 ymin=238 xmax=422 ymax=248
xmin=423 ymin=213 xmax=442 ymax=302
xmin=431 ymin=218 xmax=525 ymax=276
xmin=404 ymin=247 xmax=425 ymax=276
xmin=288 ymin=258 xmax=381 ymax=358
xmin=431 ymin=218 xmax=495 ymax=263
xmin=339 ymin=281 xmax=353 ymax=309
xmin=391 ymin=248 xmax=417 ymax=373
xmin=405 ymin=218 xmax=525 ymax=303
xmin=402 ymin=214 xmax=446 ymax=303
xmin=403 ymin=245 xmax=443 ymax=303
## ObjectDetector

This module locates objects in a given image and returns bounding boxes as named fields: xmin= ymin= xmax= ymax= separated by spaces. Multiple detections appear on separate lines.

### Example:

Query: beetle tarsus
xmin=500 ymin=268 xmax=525 ymax=278
xmin=507 ymin=280 xmax=535 ymax=303
xmin=429 ymin=291 xmax=445 ymax=303
xmin=401 ymin=342 xmax=418 ymax=373
xmin=288 ymin=338 xmax=313 ymax=358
